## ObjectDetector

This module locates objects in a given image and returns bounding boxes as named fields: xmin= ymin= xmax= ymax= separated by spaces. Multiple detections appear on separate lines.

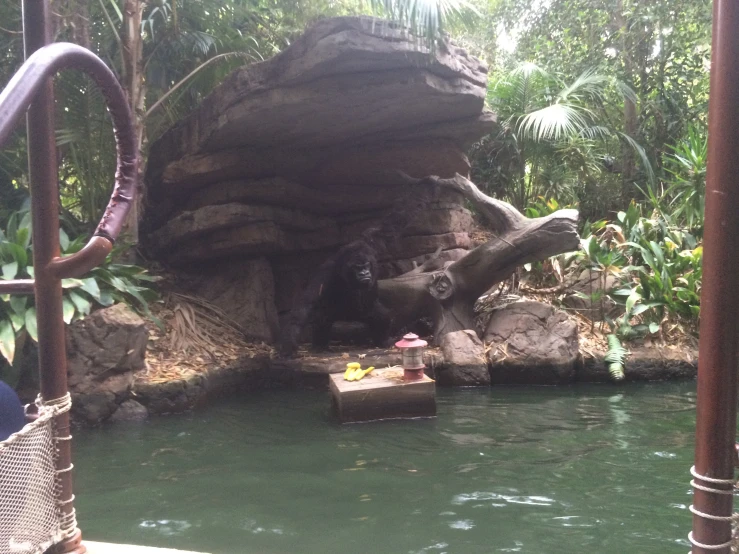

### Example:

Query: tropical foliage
xmin=0 ymin=205 xmax=158 ymax=384
xmin=472 ymin=62 xmax=651 ymax=213
xmin=0 ymin=0 xmax=712 ymax=355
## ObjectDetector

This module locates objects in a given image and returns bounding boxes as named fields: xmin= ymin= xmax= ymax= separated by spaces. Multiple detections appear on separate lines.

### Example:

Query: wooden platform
xmin=83 ymin=542 xmax=210 ymax=553
xmin=329 ymin=367 xmax=436 ymax=423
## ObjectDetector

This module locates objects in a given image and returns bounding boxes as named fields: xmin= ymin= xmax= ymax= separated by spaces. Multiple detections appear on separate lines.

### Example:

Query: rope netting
xmin=0 ymin=394 xmax=76 ymax=554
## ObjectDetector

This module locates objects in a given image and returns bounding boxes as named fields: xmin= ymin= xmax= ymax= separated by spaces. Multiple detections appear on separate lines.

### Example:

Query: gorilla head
xmin=339 ymin=244 xmax=378 ymax=291
xmin=348 ymin=259 xmax=374 ymax=288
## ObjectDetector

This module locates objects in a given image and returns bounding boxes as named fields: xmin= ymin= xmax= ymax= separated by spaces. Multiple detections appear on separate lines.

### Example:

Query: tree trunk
xmin=121 ymin=0 xmax=146 ymax=244
xmin=615 ymin=0 xmax=638 ymax=202
xmin=378 ymin=174 xmax=580 ymax=342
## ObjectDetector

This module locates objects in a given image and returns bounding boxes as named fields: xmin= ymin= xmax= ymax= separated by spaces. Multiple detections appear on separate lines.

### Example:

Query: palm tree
xmin=483 ymin=62 xmax=653 ymax=210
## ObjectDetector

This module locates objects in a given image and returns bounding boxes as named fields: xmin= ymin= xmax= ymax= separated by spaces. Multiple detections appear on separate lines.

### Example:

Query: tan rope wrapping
xmin=688 ymin=466 xmax=739 ymax=552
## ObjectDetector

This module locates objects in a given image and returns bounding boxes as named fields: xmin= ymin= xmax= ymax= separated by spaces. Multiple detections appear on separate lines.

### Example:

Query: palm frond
xmin=612 ymin=78 xmax=638 ymax=105
xmin=579 ymin=125 xmax=612 ymax=140
xmin=368 ymin=0 xmax=478 ymax=43
xmin=518 ymin=104 xmax=594 ymax=141
xmin=557 ymin=68 xmax=609 ymax=102
xmin=619 ymin=132 xmax=656 ymax=184
xmin=509 ymin=61 xmax=550 ymax=80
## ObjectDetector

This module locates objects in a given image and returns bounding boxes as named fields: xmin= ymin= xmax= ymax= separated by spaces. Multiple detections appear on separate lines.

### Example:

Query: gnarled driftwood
xmin=379 ymin=174 xmax=580 ymax=341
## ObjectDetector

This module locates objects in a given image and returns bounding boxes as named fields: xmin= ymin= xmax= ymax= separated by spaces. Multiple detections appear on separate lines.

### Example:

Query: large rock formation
xmin=67 ymin=304 xmax=148 ymax=423
xmin=484 ymin=301 xmax=580 ymax=385
xmin=143 ymin=17 xmax=496 ymax=338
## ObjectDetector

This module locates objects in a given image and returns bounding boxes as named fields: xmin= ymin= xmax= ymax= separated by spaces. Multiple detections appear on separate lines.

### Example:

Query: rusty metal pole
xmin=22 ymin=1 xmax=85 ymax=552
xmin=691 ymin=0 xmax=739 ymax=552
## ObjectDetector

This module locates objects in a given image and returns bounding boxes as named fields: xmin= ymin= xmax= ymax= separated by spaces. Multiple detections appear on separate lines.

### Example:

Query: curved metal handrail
xmin=0 ymin=42 xmax=137 ymax=281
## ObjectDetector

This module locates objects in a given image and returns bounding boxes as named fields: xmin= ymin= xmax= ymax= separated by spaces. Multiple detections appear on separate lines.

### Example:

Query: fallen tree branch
xmin=380 ymin=174 xmax=580 ymax=341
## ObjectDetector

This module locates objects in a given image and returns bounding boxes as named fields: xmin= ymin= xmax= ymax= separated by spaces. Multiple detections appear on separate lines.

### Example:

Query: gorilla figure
xmin=278 ymin=239 xmax=391 ymax=356
xmin=278 ymin=176 xmax=439 ymax=357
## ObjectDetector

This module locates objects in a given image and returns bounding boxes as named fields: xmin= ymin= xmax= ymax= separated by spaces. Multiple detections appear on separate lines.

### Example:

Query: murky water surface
xmin=74 ymin=383 xmax=697 ymax=553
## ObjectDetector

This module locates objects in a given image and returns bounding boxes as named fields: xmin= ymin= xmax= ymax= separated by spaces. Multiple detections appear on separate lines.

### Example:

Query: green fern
xmin=604 ymin=334 xmax=627 ymax=382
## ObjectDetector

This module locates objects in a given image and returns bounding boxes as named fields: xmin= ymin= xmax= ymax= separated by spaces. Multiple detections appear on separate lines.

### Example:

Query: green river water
xmin=73 ymin=383 xmax=697 ymax=554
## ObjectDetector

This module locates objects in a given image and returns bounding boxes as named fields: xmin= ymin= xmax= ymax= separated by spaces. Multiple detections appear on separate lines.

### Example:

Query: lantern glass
xmin=401 ymin=346 xmax=425 ymax=370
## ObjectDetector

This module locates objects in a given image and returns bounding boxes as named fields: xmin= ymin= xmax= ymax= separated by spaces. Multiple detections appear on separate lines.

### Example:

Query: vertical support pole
xmin=22 ymin=1 xmax=84 ymax=552
xmin=691 ymin=0 xmax=739 ymax=552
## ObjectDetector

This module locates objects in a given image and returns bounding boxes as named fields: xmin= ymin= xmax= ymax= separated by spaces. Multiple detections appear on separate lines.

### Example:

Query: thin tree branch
xmin=144 ymin=52 xmax=253 ymax=119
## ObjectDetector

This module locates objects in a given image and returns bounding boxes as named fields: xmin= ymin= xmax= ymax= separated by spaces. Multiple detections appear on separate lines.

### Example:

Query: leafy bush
xmin=606 ymin=204 xmax=701 ymax=337
xmin=661 ymin=125 xmax=707 ymax=234
xmin=0 ymin=208 xmax=158 ymax=378
xmin=526 ymin=197 xmax=701 ymax=341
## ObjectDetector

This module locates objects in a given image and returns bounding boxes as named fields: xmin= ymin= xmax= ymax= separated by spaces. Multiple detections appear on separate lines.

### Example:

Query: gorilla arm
xmin=277 ymin=256 xmax=337 ymax=357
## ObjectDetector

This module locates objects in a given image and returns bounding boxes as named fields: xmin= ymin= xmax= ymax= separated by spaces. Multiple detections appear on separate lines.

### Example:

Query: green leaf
xmin=98 ymin=290 xmax=115 ymax=307
xmin=68 ymin=290 xmax=92 ymax=316
xmin=125 ymin=286 xmax=150 ymax=311
xmin=107 ymin=275 xmax=128 ymax=292
xmin=0 ymin=242 xmax=27 ymax=267
xmin=59 ymin=228 xmax=70 ymax=251
xmin=2 ymin=261 xmax=18 ymax=280
xmin=62 ymin=278 xmax=85 ymax=289
xmin=648 ymin=322 xmax=660 ymax=335
xmin=62 ymin=298 xmax=75 ymax=324
xmin=611 ymin=288 xmax=636 ymax=297
xmin=641 ymin=250 xmax=656 ymax=271
xmin=649 ymin=241 xmax=665 ymax=265
xmin=16 ymin=227 xmax=30 ymax=249
xmin=630 ymin=303 xmax=652 ymax=317
xmin=8 ymin=313 xmax=24 ymax=333
xmin=25 ymin=307 xmax=37 ymax=341
xmin=625 ymin=291 xmax=642 ymax=314
xmin=80 ymin=277 xmax=102 ymax=301
xmin=9 ymin=295 xmax=27 ymax=316
xmin=18 ymin=211 xmax=31 ymax=234
xmin=6 ymin=212 xmax=18 ymax=243
xmin=0 ymin=319 xmax=16 ymax=365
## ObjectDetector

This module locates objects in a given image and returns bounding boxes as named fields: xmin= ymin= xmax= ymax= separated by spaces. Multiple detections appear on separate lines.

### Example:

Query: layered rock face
xmin=143 ymin=16 xmax=496 ymax=340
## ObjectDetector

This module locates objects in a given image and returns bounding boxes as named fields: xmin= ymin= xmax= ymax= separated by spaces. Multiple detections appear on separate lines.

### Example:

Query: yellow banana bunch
xmin=344 ymin=362 xmax=361 ymax=380
xmin=343 ymin=363 xmax=375 ymax=381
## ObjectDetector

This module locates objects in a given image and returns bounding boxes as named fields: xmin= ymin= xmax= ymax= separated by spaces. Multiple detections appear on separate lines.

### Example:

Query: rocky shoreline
xmin=116 ymin=343 xmax=697 ymax=424
xmin=60 ymin=303 xmax=697 ymax=425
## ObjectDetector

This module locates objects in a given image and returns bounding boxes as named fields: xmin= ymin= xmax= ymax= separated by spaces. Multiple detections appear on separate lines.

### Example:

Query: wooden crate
xmin=329 ymin=367 xmax=436 ymax=423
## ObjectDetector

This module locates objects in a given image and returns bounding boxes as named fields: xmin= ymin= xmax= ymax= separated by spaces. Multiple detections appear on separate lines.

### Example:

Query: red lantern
xmin=395 ymin=333 xmax=427 ymax=381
